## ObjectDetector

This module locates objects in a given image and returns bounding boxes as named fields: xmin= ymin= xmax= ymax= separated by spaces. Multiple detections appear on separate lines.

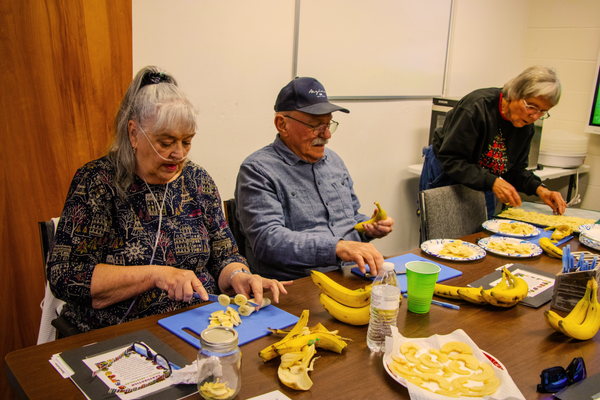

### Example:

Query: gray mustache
xmin=312 ymin=138 xmax=329 ymax=145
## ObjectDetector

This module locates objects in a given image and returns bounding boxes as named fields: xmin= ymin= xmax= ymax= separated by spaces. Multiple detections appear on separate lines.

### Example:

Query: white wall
xmin=523 ymin=0 xmax=600 ymax=211
xmin=133 ymin=0 xmax=554 ymax=256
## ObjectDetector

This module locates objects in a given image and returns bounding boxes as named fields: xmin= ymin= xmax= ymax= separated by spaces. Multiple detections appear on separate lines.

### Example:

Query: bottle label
xmin=371 ymin=286 xmax=400 ymax=310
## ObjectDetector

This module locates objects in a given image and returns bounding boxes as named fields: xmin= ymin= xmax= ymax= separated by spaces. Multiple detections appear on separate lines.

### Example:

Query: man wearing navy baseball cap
xmin=234 ymin=77 xmax=394 ymax=281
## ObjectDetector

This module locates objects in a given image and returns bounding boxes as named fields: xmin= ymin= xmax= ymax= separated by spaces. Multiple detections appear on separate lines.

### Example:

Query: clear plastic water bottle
xmin=366 ymin=262 xmax=400 ymax=353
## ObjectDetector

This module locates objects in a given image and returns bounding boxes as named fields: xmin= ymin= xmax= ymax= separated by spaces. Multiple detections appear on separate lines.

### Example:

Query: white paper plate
xmin=421 ymin=239 xmax=486 ymax=261
xmin=477 ymin=237 xmax=542 ymax=258
xmin=579 ymin=224 xmax=600 ymax=242
xmin=482 ymin=219 xmax=540 ymax=238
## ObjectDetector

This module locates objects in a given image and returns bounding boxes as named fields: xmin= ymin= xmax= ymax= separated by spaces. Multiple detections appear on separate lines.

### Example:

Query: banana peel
xmin=354 ymin=202 xmax=387 ymax=233
xmin=544 ymin=224 xmax=573 ymax=242
xmin=259 ymin=310 xmax=309 ymax=362
xmin=277 ymin=344 xmax=319 ymax=391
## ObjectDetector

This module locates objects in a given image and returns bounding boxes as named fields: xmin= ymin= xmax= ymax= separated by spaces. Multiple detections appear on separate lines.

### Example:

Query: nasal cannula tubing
xmin=138 ymin=124 xmax=187 ymax=163
xmin=118 ymin=174 xmax=169 ymax=325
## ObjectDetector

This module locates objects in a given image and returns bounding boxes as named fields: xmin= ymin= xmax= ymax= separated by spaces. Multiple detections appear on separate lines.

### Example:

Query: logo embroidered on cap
xmin=309 ymin=89 xmax=326 ymax=98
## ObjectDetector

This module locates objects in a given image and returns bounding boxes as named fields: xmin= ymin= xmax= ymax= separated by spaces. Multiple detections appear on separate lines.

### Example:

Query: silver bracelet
xmin=229 ymin=268 xmax=252 ymax=285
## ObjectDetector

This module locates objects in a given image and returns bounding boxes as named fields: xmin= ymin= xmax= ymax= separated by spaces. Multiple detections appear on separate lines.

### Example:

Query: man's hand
xmin=536 ymin=185 xmax=567 ymax=215
xmin=361 ymin=209 xmax=394 ymax=239
xmin=492 ymin=178 xmax=522 ymax=207
xmin=336 ymin=240 xmax=384 ymax=276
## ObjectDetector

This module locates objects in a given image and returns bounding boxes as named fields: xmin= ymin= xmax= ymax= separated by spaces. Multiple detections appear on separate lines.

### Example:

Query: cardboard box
xmin=551 ymin=266 xmax=600 ymax=312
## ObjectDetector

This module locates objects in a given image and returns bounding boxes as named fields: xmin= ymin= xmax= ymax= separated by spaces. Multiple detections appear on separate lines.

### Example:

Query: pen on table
xmin=402 ymin=293 xmax=460 ymax=310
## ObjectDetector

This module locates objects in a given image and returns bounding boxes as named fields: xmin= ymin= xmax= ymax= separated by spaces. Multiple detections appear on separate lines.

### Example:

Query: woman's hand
xmin=154 ymin=266 xmax=206 ymax=303
xmin=492 ymin=178 xmax=522 ymax=207
xmin=536 ymin=185 xmax=567 ymax=215
xmin=218 ymin=263 xmax=292 ymax=310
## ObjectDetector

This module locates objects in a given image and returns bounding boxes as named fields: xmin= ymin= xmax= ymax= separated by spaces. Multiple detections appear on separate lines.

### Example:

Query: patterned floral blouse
xmin=48 ymin=156 xmax=247 ymax=332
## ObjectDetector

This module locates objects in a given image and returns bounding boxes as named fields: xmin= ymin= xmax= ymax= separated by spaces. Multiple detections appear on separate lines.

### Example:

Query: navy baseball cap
xmin=274 ymin=77 xmax=350 ymax=115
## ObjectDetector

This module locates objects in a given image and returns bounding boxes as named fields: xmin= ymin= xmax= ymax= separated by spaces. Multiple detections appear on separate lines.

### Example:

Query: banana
xmin=457 ymin=287 xmax=488 ymax=305
xmin=311 ymin=270 xmax=372 ymax=308
xmin=539 ymin=237 xmax=563 ymax=259
xmin=545 ymin=279 xmax=592 ymax=332
xmin=274 ymin=331 xmax=347 ymax=355
xmin=259 ymin=309 xmax=310 ymax=362
xmin=354 ymin=201 xmax=387 ymax=233
xmin=558 ymin=279 xmax=600 ymax=340
xmin=434 ymin=283 xmax=463 ymax=300
xmin=490 ymin=269 xmax=529 ymax=303
xmin=480 ymin=270 xmax=518 ymax=307
xmin=318 ymin=292 xmax=371 ymax=326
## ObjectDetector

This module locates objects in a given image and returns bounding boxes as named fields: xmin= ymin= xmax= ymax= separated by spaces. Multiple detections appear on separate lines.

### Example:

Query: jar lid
xmin=200 ymin=326 xmax=239 ymax=352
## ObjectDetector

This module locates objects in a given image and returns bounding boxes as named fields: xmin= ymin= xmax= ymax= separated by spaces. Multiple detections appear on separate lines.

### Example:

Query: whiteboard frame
xmin=292 ymin=0 xmax=454 ymax=100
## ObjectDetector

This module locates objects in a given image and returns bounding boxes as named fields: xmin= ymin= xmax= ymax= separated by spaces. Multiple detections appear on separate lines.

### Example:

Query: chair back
xmin=223 ymin=199 xmax=246 ymax=258
xmin=37 ymin=218 xmax=81 ymax=342
xmin=418 ymin=184 xmax=487 ymax=243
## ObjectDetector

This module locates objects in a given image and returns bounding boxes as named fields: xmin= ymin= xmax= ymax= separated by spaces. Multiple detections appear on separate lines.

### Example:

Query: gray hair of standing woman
xmin=107 ymin=65 xmax=198 ymax=198
xmin=502 ymin=65 xmax=562 ymax=106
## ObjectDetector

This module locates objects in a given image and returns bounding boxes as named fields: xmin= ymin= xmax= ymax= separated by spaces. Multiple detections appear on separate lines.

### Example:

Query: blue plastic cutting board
xmin=158 ymin=303 xmax=299 ymax=349
xmin=492 ymin=229 xmax=573 ymax=247
xmin=350 ymin=253 xmax=462 ymax=293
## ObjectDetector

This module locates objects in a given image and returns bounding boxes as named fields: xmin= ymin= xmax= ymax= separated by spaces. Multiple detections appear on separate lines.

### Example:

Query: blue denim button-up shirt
xmin=234 ymin=135 xmax=370 ymax=280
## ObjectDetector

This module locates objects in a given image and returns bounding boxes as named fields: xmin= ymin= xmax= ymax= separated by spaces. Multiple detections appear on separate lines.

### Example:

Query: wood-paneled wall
xmin=0 ymin=1 xmax=132 ymax=397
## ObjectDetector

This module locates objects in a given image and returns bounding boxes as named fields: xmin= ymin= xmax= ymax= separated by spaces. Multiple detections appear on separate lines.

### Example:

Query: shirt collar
xmin=273 ymin=134 xmax=327 ymax=166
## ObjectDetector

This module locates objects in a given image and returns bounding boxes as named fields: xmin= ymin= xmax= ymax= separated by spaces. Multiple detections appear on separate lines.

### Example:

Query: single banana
xmin=434 ymin=283 xmax=463 ymax=300
xmin=311 ymin=270 xmax=372 ymax=308
xmin=354 ymin=201 xmax=387 ymax=233
xmin=457 ymin=287 xmax=488 ymax=305
xmin=274 ymin=331 xmax=347 ymax=355
xmin=318 ymin=292 xmax=371 ymax=326
xmin=480 ymin=269 xmax=517 ymax=307
xmin=539 ymin=237 xmax=563 ymax=259
xmin=259 ymin=309 xmax=310 ymax=362
xmin=558 ymin=279 xmax=600 ymax=340
xmin=490 ymin=269 xmax=529 ymax=303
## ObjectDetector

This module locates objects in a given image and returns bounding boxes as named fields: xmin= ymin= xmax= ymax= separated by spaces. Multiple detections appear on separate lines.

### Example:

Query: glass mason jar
xmin=197 ymin=326 xmax=241 ymax=400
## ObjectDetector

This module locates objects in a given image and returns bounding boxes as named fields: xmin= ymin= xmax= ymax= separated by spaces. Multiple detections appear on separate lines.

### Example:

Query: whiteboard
xmin=296 ymin=0 xmax=452 ymax=98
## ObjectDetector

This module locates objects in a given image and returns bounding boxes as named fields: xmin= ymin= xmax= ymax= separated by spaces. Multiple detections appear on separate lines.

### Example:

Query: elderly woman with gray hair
xmin=48 ymin=66 xmax=290 ymax=332
xmin=420 ymin=65 xmax=567 ymax=217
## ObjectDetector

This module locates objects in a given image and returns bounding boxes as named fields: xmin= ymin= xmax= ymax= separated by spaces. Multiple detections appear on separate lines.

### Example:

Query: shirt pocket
xmin=331 ymin=175 xmax=353 ymax=219
xmin=285 ymin=189 xmax=316 ymax=231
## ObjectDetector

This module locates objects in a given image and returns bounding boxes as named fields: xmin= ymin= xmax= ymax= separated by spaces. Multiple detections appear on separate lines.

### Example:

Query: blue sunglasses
xmin=537 ymin=357 xmax=586 ymax=393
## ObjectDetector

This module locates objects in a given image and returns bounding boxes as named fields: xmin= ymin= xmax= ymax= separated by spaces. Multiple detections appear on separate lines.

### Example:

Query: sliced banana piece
xmin=238 ymin=304 xmax=255 ymax=317
xmin=234 ymin=294 xmax=248 ymax=306
xmin=218 ymin=294 xmax=231 ymax=306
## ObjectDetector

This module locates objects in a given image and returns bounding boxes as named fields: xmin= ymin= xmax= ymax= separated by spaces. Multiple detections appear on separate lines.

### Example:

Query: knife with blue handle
xmin=193 ymin=292 xmax=260 ymax=307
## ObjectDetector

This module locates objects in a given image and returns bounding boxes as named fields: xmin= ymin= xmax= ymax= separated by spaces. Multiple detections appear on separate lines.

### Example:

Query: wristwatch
xmin=229 ymin=268 xmax=252 ymax=285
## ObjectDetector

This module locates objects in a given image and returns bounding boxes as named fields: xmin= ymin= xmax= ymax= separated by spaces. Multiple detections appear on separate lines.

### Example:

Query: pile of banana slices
xmin=434 ymin=267 xmax=529 ymax=307
xmin=545 ymin=278 xmax=600 ymax=340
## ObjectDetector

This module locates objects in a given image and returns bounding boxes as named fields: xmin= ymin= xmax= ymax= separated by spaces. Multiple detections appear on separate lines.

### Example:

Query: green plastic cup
xmin=405 ymin=261 xmax=441 ymax=314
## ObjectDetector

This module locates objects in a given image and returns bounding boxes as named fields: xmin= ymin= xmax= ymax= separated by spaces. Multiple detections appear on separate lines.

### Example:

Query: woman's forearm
xmin=90 ymin=264 xmax=158 ymax=309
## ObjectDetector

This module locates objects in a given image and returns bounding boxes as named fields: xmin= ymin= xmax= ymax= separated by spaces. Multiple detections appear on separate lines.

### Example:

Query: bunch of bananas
xmin=311 ymin=270 xmax=373 ymax=325
xmin=259 ymin=310 xmax=349 ymax=390
xmin=544 ymin=278 xmax=600 ymax=340
xmin=434 ymin=268 xmax=529 ymax=307
xmin=539 ymin=237 xmax=563 ymax=259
